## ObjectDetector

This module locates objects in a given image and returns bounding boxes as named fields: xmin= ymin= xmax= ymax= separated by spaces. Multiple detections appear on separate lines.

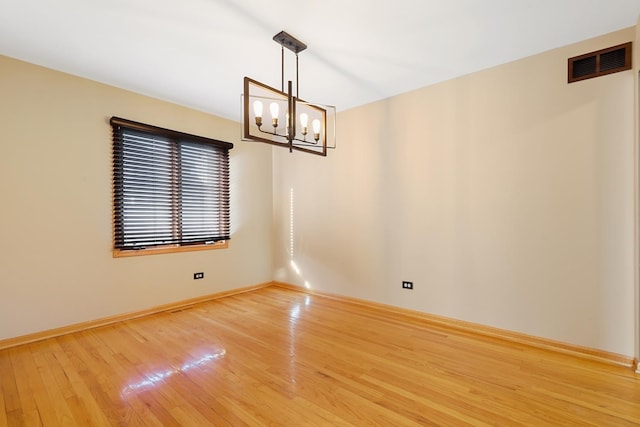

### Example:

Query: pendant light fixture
xmin=242 ymin=31 xmax=336 ymax=156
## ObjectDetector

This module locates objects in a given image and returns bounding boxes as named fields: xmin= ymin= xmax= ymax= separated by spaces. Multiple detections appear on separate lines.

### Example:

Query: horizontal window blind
xmin=111 ymin=117 xmax=232 ymax=250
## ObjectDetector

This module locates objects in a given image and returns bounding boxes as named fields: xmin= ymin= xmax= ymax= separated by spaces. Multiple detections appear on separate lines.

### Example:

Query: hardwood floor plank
xmin=0 ymin=350 xmax=20 ymax=417
xmin=1 ymin=286 xmax=639 ymax=425
xmin=0 ymin=391 xmax=7 ymax=427
xmin=29 ymin=346 xmax=79 ymax=426
xmin=8 ymin=346 xmax=50 ymax=426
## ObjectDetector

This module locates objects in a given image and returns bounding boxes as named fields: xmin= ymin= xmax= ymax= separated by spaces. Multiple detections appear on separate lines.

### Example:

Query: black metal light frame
xmin=242 ymin=31 xmax=334 ymax=157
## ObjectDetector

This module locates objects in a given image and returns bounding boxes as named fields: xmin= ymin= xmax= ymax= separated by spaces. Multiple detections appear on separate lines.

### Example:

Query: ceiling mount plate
xmin=273 ymin=31 xmax=307 ymax=54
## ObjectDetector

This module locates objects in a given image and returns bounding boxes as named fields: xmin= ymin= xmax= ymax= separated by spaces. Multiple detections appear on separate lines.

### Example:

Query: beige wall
xmin=273 ymin=27 xmax=637 ymax=357
xmin=0 ymin=55 xmax=274 ymax=340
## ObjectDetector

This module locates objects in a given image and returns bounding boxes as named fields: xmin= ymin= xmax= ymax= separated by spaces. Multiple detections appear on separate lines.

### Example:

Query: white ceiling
xmin=1 ymin=0 xmax=639 ymax=121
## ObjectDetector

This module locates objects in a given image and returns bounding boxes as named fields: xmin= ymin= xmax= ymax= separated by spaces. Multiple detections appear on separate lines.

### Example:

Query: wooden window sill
xmin=113 ymin=241 xmax=228 ymax=258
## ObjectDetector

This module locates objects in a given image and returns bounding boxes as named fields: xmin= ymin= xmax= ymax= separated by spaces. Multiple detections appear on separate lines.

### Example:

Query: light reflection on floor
xmin=120 ymin=349 xmax=226 ymax=398
xmin=121 ymin=294 xmax=312 ymax=399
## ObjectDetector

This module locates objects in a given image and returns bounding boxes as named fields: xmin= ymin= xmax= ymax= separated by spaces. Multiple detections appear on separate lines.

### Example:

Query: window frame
xmin=110 ymin=117 xmax=233 ymax=257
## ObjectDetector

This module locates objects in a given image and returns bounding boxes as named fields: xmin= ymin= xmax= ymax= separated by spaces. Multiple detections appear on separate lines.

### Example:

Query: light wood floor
xmin=1 ymin=286 xmax=639 ymax=426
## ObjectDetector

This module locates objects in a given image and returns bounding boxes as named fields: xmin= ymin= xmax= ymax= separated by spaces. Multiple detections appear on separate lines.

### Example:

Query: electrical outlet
xmin=402 ymin=281 xmax=413 ymax=289
xmin=194 ymin=272 xmax=204 ymax=280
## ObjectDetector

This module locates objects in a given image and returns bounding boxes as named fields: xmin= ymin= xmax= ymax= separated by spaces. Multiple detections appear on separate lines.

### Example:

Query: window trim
xmin=113 ymin=241 xmax=228 ymax=258
xmin=110 ymin=117 xmax=233 ymax=257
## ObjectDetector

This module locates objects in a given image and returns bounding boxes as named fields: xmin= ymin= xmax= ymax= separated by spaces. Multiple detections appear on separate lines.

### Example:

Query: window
xmin=110 ymin=117 xmax=233 ymax=256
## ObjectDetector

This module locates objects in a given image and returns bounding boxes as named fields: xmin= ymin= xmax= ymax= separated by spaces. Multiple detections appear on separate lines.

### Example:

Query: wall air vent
xmin=568 ymin=42 xmax=632 ymax=83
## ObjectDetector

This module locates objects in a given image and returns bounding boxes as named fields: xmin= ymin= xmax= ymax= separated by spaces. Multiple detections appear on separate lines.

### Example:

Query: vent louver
xmin=568 ymin=42 xmax=632 ymax=83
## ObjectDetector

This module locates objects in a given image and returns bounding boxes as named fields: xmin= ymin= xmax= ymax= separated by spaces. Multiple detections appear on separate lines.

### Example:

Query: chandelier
xmin=242 ymin=31 xmax=336 ymax=156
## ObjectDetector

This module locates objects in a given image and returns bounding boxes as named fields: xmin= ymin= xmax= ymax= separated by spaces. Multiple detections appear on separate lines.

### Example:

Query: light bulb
xmin=270 ymin=102 xmax=279 ymax=119
xmin=253 ymin=100 xmax=263 ymax=118
xmin=253 ymin=101 xmax=263 ymax=127
xmin=300 ymin=113 xmax=309 ymax=138
xmin=312 ymin=119 xmax=321 ymax=142
xmin=300 ymin=113 xmax=309 ymax=127
xmin=270 ymin=102 xmax=279 ymax=129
